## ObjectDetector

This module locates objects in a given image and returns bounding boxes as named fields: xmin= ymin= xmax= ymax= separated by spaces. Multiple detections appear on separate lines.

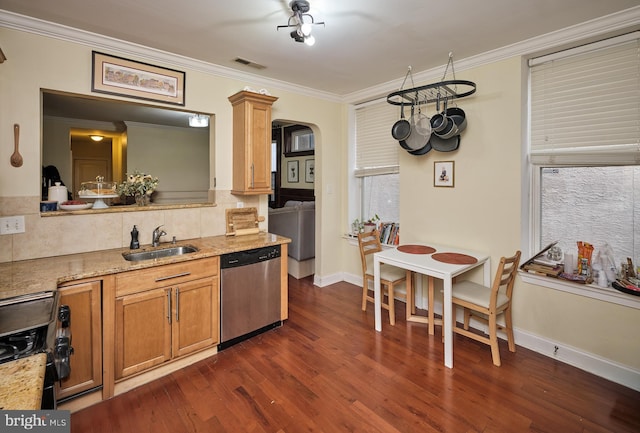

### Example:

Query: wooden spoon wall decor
xmin=11 ymin=123 xmax=23 ymax=167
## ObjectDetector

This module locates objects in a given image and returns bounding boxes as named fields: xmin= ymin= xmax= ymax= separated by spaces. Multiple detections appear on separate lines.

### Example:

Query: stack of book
xmin=378 ymin=222 xmax=399 ymax=245
xmin=520 ymin=241 xmax=563 ymax=277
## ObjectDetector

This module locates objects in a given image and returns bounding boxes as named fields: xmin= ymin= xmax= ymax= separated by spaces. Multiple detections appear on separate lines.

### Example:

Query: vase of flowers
xmin=116 ymin=171 xmax=159 ymax=206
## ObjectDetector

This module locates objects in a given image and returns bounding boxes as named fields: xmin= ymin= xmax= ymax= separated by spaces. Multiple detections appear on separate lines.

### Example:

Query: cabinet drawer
xmin=116 ymin=256 xmax=219 ymax=297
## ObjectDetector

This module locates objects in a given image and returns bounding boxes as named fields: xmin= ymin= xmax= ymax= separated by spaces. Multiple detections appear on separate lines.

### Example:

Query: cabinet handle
xmin=166 ymin=289 xmax=171 ymax=325
xmin=251 ymin=163 xmax=255 ymax=188
xmin=155 ymin=272 xmax=191 ymax=282
xmin=175 ymin=287 xmax=180 ymax=322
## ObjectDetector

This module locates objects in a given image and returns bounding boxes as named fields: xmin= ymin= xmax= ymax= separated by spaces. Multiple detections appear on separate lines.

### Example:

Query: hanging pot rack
xmin=387 ymin=54 xmax=476 ymax=106
xmin=386 ymin=79 xmax=476 ymax=106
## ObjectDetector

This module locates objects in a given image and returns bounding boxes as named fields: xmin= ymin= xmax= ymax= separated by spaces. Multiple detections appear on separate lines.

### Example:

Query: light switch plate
xmin=0 ymin=216 xmax=25 ymax=235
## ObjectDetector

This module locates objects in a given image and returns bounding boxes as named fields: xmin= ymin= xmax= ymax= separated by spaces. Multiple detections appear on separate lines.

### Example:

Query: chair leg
xmin=362 ymin=281 xmax=368 ymax=311
xmin=387 ymin=283 xmax=396 ymax=325
xmin=405 ymin=271 xmax=413 ymax=319
xmin=463 ymin=308 xmax=472 ymax=330
xmin=488 ymin=313 xmax=501 ymax=366
xmin=504 ymin=307 xmax=516 ymax=353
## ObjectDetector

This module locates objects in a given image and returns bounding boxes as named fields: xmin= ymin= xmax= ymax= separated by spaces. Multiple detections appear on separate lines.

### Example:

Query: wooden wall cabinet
xmin=113 ymin=257 xmax=219 ymax=380
xmin=56 ymin=279 xmax=103 ymax=400
xmin=229 ymin=90 xmax=278 ymax=195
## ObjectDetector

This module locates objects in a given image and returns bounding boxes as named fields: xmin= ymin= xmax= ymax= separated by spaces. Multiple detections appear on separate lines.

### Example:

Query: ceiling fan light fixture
xmin=278 ymin=0 xmax=324 ymax=46
xmin=300 ymin=22 xmax=312 ymax=37
xmin=189 ymin=114 xmax=209 ymax=128
xmin=304 ymin=34 xmax=316 ymax=46
xmin=290 ymin=29 xmax=304 ymax=43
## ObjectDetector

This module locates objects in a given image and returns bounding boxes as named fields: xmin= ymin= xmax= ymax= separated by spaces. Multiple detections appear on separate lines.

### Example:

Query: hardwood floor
xmin=72 ymin=276 xmax=640 ymax=433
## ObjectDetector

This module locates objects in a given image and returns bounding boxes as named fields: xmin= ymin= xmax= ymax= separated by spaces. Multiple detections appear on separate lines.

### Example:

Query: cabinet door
xmin=247 ymin=100 xmax=272 ymax=192
xmin=115 ymin=288 xmax=171 ymax=379
xmin=229 ymin=91 xmax=278 ymax=195
xmin=56 ymin=280 xmax=102 ymax=399
xmin=172 ymin=277 xmax=219 ymax=358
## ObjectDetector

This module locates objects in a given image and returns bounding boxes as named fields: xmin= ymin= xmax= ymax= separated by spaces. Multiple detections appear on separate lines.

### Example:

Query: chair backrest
xmin=357 ymin=229 xmax=382 ymax=276
xmin=489 ymin=250 xmax=522 ymax=307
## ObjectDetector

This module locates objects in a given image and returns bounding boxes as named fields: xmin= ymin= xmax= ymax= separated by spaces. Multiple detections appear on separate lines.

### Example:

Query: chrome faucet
xmin=152 ymin=225 xmax=167 ymax=247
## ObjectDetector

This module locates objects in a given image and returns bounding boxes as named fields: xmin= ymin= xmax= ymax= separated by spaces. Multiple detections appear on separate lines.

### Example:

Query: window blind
xmin=529 ymin=33 xmax=640 ymax=165
xmin=355 ymin=100 xmax=400 ymax=177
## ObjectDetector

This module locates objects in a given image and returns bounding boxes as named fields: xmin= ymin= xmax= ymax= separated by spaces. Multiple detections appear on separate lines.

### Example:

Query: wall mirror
xmin=41 ymin=90 xmax=212 ymax=207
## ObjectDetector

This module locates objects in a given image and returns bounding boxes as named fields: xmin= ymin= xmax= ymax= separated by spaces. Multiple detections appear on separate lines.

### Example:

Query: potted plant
xmin=351 ymin=214 xmax=380 ymax=234
xmin=116 ymin=171 xmax=159 ymax=206
xmin=363 ymin=214 xmax=380 ymax=232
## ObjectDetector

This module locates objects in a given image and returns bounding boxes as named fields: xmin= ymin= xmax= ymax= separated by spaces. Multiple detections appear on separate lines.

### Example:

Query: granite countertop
xmin=0 ymin=232 xmax=290 ymax=300
xmin=0 ymin=353 xmax=47 ymax=410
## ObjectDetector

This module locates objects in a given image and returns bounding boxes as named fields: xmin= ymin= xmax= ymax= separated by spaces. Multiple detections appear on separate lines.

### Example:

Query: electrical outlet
xmin=0 ymin=216 xmax=25 ymax=235
xmin=237 ymin=202 xmax=244 ymax=208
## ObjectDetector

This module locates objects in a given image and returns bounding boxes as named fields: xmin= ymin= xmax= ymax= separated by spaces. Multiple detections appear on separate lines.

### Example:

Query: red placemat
xmin=432 ymin=252 xmax=478 ymax=264
xmin=397 ymin=245 xmax=436 ymax=255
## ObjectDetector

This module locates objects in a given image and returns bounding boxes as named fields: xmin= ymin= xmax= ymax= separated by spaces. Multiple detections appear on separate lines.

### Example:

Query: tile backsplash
xmin=0 ymin=192 xmax=261 ymax=263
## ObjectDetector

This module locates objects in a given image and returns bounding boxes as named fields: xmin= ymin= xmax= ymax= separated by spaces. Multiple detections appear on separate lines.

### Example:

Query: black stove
xmin=0 ymin=327 xmax=47 ymax=363
xmin=0 ymin=291 xmax=70 ymax=410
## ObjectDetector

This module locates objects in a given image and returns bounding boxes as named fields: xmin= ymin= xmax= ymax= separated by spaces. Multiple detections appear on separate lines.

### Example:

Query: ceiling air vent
xmin=233 ymin=58 xmax=266 ymax=70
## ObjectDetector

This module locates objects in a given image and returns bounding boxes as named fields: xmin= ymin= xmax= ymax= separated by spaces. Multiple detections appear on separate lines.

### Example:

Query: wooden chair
xmin=357 ymin=229 xmax=410 ymax=325
xmin=450 ymin=250 xmax=521 ymax=366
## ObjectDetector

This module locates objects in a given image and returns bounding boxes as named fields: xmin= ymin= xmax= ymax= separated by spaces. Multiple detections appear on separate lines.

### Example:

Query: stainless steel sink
xmin=123 ymin=245 xmax=199 ymax=261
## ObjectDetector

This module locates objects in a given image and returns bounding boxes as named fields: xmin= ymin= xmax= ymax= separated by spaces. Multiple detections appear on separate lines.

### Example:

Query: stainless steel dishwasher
xmin=219 ymin=245 xmax=282 ymax=350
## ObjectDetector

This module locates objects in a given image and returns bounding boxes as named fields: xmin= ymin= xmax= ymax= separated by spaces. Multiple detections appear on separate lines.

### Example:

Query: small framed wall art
xmin=434 ymin=161 xmax=454 ymax=187
xmin=305 ymin=159 xmax=315 ymax=183
xmin=287 ymin=160 xmax=299 ymax=183
xmin=92 ymin=51 xmax=185 ymax=105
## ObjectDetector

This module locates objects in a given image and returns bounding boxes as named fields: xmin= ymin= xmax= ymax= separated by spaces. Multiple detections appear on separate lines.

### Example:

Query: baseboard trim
xmin=513 ymin=328 xmax=640 ymax=392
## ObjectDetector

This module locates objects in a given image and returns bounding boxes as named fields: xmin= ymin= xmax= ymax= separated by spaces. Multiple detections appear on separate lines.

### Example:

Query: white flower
xmin=117 ymin=170 xmax=159 ymax=197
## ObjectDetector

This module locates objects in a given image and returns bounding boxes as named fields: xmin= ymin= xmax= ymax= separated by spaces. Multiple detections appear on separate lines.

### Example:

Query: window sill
xmin=519 ymin=271 xmax=640 ymax=310
xmin=344 ymin=233 xmax=396 ymax=249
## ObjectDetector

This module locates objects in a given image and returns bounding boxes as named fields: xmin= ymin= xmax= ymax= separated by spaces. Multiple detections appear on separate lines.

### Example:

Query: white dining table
xmin=373 ymin=243 xmax=490 ymax=368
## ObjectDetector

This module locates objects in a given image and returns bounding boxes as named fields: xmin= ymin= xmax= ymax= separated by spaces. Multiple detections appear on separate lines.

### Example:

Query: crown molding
xmin=344 ymin=6 xmax=640 ymax=104
xmin=2 ymin=7 xmax=639 ymax=105
xmin=0 ymin=9 xmax=343 ymax=103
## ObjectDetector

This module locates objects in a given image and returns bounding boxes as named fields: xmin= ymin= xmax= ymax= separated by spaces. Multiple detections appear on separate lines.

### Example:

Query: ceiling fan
xmin=277 ymin=0 xmax=325 ymax=46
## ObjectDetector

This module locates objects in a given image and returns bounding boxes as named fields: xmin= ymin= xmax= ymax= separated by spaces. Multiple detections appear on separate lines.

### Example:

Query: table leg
xmin=374 ymin=256 xmax=382 ymax=332
xmin=405 ymin=270 xmax=413 ymax=320
xmin=443 ymin=277 xmax=453 ymax=368
xmin=428 ymin=276 xmax=435 ymax=336
xmin=483 ymin=259 xmax=491 ymax=286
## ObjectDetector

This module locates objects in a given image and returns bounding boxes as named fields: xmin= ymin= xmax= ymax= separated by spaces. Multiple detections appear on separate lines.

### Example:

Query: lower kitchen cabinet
xmin=56 ymin=279 xmax=103 ymax=400
xmin=114 ymin=257 xmax=219 ymax=380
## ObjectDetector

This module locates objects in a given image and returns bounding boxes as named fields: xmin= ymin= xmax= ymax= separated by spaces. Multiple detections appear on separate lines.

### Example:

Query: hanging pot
xmin=434 ymin=114 xmax=458 ymax=139
xmin=430 ymin=134 xmax=460 ymax=152
xmin=445 ymin=106 xmax=467 ymax=134
xmin=391 ymin=102 xmax=411 ymax=141
xmin=430 ymin=97 xmax=448 ymax=133
xmin=408 ymin=140 xmax=432 ymax=155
